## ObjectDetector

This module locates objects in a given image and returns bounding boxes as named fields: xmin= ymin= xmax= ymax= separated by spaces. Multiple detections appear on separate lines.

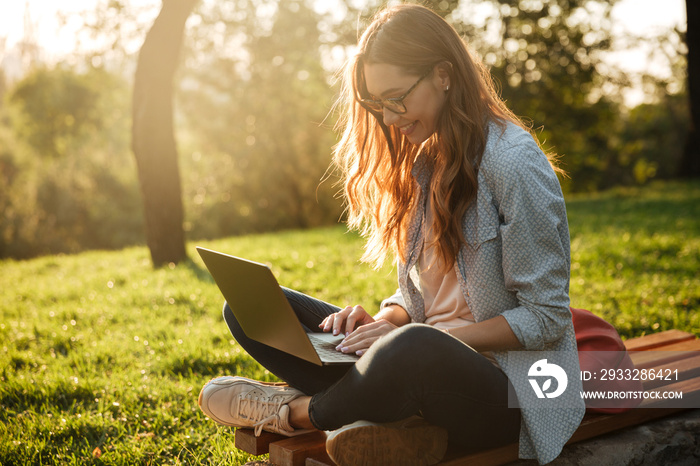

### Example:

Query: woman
xmin=198 ymin=4 xmax=584 ymax=465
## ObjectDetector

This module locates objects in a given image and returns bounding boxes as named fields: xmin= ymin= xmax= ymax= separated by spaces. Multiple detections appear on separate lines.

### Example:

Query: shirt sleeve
xmin=486 ymin=138 xmax=572 ymax=350
xmin=380 ymin=288 xmax=407 ymax=311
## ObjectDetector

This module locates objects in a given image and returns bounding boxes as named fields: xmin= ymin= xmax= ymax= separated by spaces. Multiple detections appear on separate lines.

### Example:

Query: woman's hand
xmin=319 ymin=305 xmax=375 ymax=337
xmin=319 ymin=303 xmax=408 ymax=355
xmin=336 ymin=319 xmax=398 ymax=356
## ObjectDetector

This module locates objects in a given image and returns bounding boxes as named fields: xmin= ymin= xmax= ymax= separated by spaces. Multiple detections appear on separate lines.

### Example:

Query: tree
xmin=132 ymin=0 xmax=195 ymax=266
xmin=679 ymin=0 xmax=700 ymax=177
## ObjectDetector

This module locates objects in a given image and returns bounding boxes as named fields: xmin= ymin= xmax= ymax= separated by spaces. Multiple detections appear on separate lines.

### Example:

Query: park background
xmin=1 ymin=0 xmax=698 ymax=464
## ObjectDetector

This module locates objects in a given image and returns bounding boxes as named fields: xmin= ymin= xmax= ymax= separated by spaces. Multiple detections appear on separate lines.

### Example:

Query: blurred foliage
xmin=1 ymin=66 xmax=143 ymax=258
xmin=177 ymin=0 xmax=342 ymax=239
xmin=487 ymin=0 xmax=624 ymax=191
xmin=423 ymin=0 xmax=689 ymax=191
xmin=8 ymin=67 xmax=103 ymax=158
xmin=0 ymin=0 xmax=691 ymax=259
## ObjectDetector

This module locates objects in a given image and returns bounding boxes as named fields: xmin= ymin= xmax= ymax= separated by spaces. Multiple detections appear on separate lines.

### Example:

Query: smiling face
xmin=363 ymin=62 xmax=450 ymax=145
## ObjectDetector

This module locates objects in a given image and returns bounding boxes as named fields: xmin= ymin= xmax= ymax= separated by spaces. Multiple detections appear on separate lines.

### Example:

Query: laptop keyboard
xmin=307 ymin=334 xmax=359 ymax=363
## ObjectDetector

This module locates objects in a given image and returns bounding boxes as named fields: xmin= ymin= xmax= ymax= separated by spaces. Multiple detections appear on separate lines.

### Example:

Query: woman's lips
xmin=399 ymin=121 xmax=417 ymax=135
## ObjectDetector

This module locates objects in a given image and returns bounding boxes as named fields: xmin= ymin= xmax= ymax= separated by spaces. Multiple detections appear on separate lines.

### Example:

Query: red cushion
xmin=572 ymin=307 xmax=642 ymax=413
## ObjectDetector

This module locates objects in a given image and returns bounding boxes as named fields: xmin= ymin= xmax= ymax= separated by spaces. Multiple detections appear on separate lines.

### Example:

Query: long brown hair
xmin=333 ymin=4 xmax=542 ymax=270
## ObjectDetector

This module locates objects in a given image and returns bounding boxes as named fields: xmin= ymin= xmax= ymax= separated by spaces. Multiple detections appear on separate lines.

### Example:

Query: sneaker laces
xmin=235 ymin=391 xmax=294 ymax=436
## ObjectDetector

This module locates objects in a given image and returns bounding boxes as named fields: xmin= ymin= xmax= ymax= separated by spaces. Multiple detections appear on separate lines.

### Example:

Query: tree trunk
xmin=132 ymin=0 xmax=195 ymax=266
xmin=679 ymin=0 xmax=700 ymax=177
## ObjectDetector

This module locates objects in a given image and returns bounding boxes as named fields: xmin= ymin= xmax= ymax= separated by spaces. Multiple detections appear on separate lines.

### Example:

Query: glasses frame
xmin=360 ymin=67 xmax=434 ymax=115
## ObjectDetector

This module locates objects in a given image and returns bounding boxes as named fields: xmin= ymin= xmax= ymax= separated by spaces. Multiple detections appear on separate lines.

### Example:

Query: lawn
xmin=1 ymin=180 xmax=698 ymax=465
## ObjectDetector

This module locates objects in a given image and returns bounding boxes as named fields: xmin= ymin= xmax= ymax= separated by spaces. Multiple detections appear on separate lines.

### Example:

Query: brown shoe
xmin=325 ymin=416 xmax=448 ymax=466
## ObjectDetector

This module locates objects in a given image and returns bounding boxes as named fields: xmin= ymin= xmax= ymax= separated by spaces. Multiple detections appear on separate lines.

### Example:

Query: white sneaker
xmin=198 ymin=376 xmax=312 ymax=437
xmin=325 ymin=416 xmax=448 ymax=466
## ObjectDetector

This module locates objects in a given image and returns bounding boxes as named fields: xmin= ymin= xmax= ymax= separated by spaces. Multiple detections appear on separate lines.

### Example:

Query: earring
xmin=445 ymin=85 xmax=449 ymax=91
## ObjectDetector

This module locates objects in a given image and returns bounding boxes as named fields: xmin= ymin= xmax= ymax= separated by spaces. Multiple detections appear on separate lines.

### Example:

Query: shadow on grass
xmin=0 ymin=382 xmax=97 ymax=413
xmin=183 ymin=258 xmax=215 ymax=284
xmin=163 ymin=354 xmax=260 ymax=379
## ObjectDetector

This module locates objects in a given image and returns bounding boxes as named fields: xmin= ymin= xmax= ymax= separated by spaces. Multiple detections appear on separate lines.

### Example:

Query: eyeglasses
xmin=360 ymin=67 xmax=434 ymax=115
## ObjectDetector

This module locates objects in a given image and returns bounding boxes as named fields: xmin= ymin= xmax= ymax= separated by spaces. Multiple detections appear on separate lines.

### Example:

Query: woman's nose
xmin=382 ymin=107 xmax=400 ymax=126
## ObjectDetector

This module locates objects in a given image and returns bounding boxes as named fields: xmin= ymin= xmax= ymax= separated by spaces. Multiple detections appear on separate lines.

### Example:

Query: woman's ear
xmin=435 ymin=62 xmax=452 ymax=92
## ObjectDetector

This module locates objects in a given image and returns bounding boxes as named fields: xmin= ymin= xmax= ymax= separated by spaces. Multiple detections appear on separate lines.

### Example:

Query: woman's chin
xmin=405 ymin=130 xmax=430 ymax=146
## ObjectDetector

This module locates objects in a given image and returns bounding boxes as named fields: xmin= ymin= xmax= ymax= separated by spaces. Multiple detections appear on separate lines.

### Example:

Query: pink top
xmin=419 ymin=240 xmax=476 ymax=330
xmin=419 ymin=209 xmax=498 ymax=366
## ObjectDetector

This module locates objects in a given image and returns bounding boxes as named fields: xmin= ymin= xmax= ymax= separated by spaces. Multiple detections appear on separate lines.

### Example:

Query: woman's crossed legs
xmin=219 ymin=287 xmax=519 ymax=453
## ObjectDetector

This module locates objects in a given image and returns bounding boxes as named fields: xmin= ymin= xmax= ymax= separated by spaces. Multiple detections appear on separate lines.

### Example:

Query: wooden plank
xmin=268 ymin=431 xmax=329 ymax=466
xmin=638 ymin=376 xmax=700 ymax=408
xmin=438 ymin=443 xmax=518 ymax=466
xmin=234 ymin=428 xmax=287 ymax=455
xmin=306 ymin=458 xmax=334 ymax=466
xmin=642 ymin=354 xmax=700 ymax=390
xmin=624 ymin=330 xmax=695 ymax=351
xmin=304 ymin=451 xmax=337 ymax=466
xmin=629 ymin=340 xmax=700 ymax=369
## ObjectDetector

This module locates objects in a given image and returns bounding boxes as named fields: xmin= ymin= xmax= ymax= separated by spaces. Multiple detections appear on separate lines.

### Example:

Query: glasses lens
xmin=384 ymin=100 xmax=406 ymax=114
xmin=360 ymin=99 xmax=406 ymax=114
xmin=361 ymin=99 xmax=383 ymax=112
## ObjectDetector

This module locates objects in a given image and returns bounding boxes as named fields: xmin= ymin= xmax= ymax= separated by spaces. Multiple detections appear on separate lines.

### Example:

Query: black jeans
xmin=222 ymin=287 xmax=520 ymax=453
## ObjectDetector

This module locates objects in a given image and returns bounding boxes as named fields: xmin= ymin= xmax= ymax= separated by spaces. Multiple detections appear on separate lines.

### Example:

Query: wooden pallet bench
xmin=233 ymin=329 xmax=700 ymax=466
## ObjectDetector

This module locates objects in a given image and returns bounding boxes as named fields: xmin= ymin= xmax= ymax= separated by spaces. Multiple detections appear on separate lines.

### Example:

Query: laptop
xmin=196 ymin=247 xmax=359 ymax=366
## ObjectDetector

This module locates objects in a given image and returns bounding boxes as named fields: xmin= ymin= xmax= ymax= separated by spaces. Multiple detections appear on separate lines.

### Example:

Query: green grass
xmin=1 ymin=180 xmax=698 ymax=465
xmin=566 ymin=180 xmax=700 ymax=337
